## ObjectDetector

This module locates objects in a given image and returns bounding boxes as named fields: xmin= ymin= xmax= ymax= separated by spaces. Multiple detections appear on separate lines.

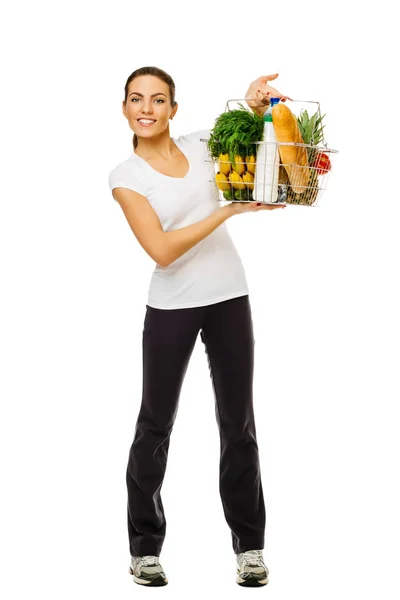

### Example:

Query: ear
xmin=171 ymin=102 xmax=178 ymax=120
xmin=122 ymin=101 xmax=127 ymax=118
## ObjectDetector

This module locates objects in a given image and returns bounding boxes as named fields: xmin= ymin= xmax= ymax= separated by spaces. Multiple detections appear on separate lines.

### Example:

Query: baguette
xmin=272 ymin=103 xmax=310 ymax=194
xmin=278 ymin=163 xmax=289 ymax=184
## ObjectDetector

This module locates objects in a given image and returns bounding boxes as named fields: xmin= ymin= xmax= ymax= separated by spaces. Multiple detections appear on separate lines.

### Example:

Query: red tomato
xmin=311 ymin=152 xmax=331 ymax=175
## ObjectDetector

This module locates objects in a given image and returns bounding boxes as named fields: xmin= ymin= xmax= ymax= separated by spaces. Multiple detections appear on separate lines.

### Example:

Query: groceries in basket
xmin=206 ymin=99 xmax=337 ymax=206
xmin=273 ymin=102 xmax=332 ymax=205
xmin=207 ymin=105 xmax=264 ymax=202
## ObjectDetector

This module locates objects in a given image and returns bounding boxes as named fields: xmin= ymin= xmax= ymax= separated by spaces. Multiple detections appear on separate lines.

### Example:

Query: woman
xmin=108 ymin=66 xmax=292 ymax=587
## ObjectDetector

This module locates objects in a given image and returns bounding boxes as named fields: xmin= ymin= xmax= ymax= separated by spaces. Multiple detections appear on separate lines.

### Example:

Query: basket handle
xmin=224 ymin=98 xmax=327 ymax=149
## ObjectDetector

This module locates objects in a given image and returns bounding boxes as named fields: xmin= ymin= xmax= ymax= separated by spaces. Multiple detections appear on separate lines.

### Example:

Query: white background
xmin=1 ymin=0 xmax=399 ymax=598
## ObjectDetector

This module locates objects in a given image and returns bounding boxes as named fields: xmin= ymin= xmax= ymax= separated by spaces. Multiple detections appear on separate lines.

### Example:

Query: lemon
xmin=228 ymin=170 xmax=246 ymax=190
xmin=231 ymin=155 xmax=246 ymax=176
xmin=243 ymin=171 xmax=255 ymax=190
xmin=246 ymin=155 xmax=256 ymax=175
xmin=215 ymin=171 xmax=230 ymax=191
xmin=218 ymin=153 xmax=231 ymax=176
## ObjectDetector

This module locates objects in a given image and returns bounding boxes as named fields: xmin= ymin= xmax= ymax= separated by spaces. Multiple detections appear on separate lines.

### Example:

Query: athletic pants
xmin=126 ymin=294 xmax=266 ymax=556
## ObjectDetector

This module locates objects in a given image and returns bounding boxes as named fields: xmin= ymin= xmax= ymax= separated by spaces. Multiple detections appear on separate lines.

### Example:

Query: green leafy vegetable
xmin=208 ymin=104 xmax=264 ymax=164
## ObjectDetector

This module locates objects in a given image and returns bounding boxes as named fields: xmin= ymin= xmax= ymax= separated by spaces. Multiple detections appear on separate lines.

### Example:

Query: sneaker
xmin=129 ymin=555 xmax=168 ymax=586
xmin=236 ymin=549 xmax=269 ymax=587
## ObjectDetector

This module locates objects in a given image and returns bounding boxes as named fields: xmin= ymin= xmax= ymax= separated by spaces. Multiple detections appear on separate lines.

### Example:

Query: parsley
xmin=208 ymin=103 xmax=264 ymax=164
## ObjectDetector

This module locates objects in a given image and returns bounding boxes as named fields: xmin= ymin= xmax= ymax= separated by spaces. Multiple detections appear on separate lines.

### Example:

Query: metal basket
xmin=201 ymin=99 xmax=338 ymax=207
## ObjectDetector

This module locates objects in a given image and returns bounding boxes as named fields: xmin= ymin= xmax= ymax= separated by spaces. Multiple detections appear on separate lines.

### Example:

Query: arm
xmin=112 ymin=186 xmax=235 ymax=268
xmin=163 ymin=199 xmax=285 ymax=267
xmin=163 ymin=205 xmax=233 ymax=267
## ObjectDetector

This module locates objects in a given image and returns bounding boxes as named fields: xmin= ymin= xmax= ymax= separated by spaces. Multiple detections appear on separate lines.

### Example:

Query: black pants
xmin=126 ymin=294 xmax=266 ymax=557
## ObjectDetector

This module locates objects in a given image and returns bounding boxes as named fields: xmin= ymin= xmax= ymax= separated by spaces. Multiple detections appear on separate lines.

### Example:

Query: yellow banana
xmin=228 ymin=170 xmax=246 ymax=190
xmin=215 ymin=171 xmax=230 ymax=191
xmin=242 ymin=171 xmax=254 ymax=190
xmin=218 ymin=153 xmax=231 ymax=176
xmin=231 ymin=155 xmax=246 ymax=176
xmin=246 ymin=155 xmax=256 ymax=175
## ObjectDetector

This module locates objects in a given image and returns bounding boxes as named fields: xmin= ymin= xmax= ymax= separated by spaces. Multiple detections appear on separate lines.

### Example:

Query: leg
xmin=127 ymin=305 xmax=202 ymax=557
xmin=200 ymin=295 xmax=266 ymax=555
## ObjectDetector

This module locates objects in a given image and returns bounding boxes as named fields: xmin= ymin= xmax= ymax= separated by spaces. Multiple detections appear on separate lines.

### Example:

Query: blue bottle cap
xmin=270 ymin=97 xmax=280 ymax=106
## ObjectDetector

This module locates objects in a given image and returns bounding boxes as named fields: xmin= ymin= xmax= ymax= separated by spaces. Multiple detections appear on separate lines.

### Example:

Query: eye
xmin=130 ymin=97 xmax=165 ymax=103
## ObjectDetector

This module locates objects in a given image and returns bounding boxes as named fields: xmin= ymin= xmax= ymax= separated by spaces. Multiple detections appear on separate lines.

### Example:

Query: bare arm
xmin=163 ymin=205 xmax=233 ymax=267
xmin=112 ymin=187 xmax=234 ymax=268
xmin=163 ymin=199 xmax=285 ymax=266
xmin=112 ymin=188 xmax=283 ymax=269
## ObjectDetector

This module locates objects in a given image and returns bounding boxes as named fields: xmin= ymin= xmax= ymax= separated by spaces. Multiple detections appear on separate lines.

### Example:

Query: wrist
xmin=221 ymin=203 xmax=235 ymax=218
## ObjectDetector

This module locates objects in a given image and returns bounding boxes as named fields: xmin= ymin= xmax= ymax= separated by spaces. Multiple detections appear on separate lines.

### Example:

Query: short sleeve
xmin=108 ymin=162 xmax=146 ymax=201
xmin=177 ymin=129 xmax=211 ymax=143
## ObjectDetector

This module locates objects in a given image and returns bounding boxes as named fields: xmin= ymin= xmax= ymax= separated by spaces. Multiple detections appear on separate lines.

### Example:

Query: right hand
xmin=245 ymin=73 xmax=293 ymax=117
xmin=228 ymin=201 xmax=286 ymax=214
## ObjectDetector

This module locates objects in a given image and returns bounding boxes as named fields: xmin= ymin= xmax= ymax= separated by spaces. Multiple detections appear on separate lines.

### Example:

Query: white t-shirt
xmin=108 ymin=129 xmax=249 ymax=309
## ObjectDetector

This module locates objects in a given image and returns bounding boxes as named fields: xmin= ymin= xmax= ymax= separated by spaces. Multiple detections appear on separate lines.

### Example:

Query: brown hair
xmin=123 ymin=66 xmax=177 ymax=150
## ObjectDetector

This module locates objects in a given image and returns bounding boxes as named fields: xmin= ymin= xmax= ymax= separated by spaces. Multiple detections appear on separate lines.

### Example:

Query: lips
xmin=137 ymin=119 xmax=156 ymax=127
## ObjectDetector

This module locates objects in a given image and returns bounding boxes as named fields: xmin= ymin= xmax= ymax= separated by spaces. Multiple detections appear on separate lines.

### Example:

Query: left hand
xmin=245 ymin=74 xmax=294 ymax=117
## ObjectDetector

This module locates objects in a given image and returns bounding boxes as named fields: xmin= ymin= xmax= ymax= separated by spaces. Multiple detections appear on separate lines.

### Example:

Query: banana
xmin=218 ymin=153 xmax=231 ymax=176
xmin=215 ymin=171 xmax=230 ymax=191
xmin=245 ymin=155 xmax=256 ymax=175
xmin=228 ymin=170 xmax=246 ymax=190
xmin=242 ymin=171 xmax=254 ymax=190
xmin=231 ymin=155 xmax=246 ymax=176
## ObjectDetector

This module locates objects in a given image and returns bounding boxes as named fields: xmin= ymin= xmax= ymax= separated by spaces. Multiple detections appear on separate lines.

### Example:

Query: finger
xmin=259 ymin=81 xmax=293 ymax=102
xmin=259 ymin=84 xmax=280 ymax=97
xmin=259 ymin=73 xmax=279 ymax=83
xmin=255 ymin=90 xmax=271 ymax=105
xmin=261 ymin=90 xmax=294 ymax=102
xmin=256 ymin=74 xmax=278 ymax=87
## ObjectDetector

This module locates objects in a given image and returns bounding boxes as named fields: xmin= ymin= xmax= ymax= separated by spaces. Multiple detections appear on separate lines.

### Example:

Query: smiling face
xmin=122 ymin=75 xmax=178 ymax=140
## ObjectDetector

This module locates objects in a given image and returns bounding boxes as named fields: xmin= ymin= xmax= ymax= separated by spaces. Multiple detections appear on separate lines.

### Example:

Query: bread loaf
xmin=278 ymin=164 xmax=289 ymax=184
xmin=271 ymin=103 xmax=310 ymax=194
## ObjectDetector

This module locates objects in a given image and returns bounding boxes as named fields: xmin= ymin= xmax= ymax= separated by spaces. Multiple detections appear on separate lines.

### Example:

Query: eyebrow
xmin=128 ymin=92 xmax=167 ymax=98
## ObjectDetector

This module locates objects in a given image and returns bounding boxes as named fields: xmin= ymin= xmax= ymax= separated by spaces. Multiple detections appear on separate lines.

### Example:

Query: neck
xmin=135 ymin=128 xmax=175 ymax=160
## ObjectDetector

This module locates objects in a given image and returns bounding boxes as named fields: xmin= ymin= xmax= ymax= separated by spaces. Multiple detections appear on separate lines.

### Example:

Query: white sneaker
xmin=236 ymin=549 xmax=269 ymax=586
xmin=129 ymin=555 xmax=168 ymax=586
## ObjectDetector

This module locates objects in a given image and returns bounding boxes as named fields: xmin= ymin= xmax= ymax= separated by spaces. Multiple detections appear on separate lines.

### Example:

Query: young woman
xmin=108 ymin=66 xmax=292 ymax=587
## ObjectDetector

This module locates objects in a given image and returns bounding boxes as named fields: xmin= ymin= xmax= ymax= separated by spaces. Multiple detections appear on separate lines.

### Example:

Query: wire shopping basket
xmin=201 ymin=99 xmax=338 ymax=207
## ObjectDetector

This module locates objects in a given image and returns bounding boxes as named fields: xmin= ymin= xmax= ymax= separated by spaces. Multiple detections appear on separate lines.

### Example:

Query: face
xmin=122 ymin=75 xmax=178 ymax=139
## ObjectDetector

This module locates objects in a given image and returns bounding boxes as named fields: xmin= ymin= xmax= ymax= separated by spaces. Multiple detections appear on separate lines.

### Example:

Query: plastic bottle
xmin=254 ymin=97 xmax=280 ymax=203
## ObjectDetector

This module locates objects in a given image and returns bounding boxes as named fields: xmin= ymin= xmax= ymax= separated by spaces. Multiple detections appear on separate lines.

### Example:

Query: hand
xmin=245 ymin=74 xmax=294 ymax=117
xmin=228 ymin=201 xmax=286 ymax=215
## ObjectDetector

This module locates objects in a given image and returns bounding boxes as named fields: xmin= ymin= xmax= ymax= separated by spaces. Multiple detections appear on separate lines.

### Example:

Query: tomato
xmin=311 ymin=152 xmax=331 ymax=175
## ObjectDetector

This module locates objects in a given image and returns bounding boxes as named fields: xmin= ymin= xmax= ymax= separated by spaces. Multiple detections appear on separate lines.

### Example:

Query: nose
xmin=141 ymin=98 xmax=153 ymax=114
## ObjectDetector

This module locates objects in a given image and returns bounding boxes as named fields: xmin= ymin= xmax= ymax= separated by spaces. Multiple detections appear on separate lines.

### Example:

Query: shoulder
xmin=108 ymin=156 xmax=145 ymax=197
xmin=174 ymin=130 xmax=211 ymax=162
xmin=174 ymin=129 xmax=211 ymax=145
xmin=108 ymin=154 xmax=137 ymax=181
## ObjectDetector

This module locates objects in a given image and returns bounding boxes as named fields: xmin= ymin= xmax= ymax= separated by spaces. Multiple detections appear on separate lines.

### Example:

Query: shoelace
xmin=241 ymin=550 xmax=265 ymax=567
xmin=140 ymin=555 xmax=160 ymax=567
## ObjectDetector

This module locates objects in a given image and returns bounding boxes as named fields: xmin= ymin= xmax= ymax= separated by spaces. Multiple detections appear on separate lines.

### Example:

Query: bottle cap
xmin=270 ymin=97 xmax=280 ymax=106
